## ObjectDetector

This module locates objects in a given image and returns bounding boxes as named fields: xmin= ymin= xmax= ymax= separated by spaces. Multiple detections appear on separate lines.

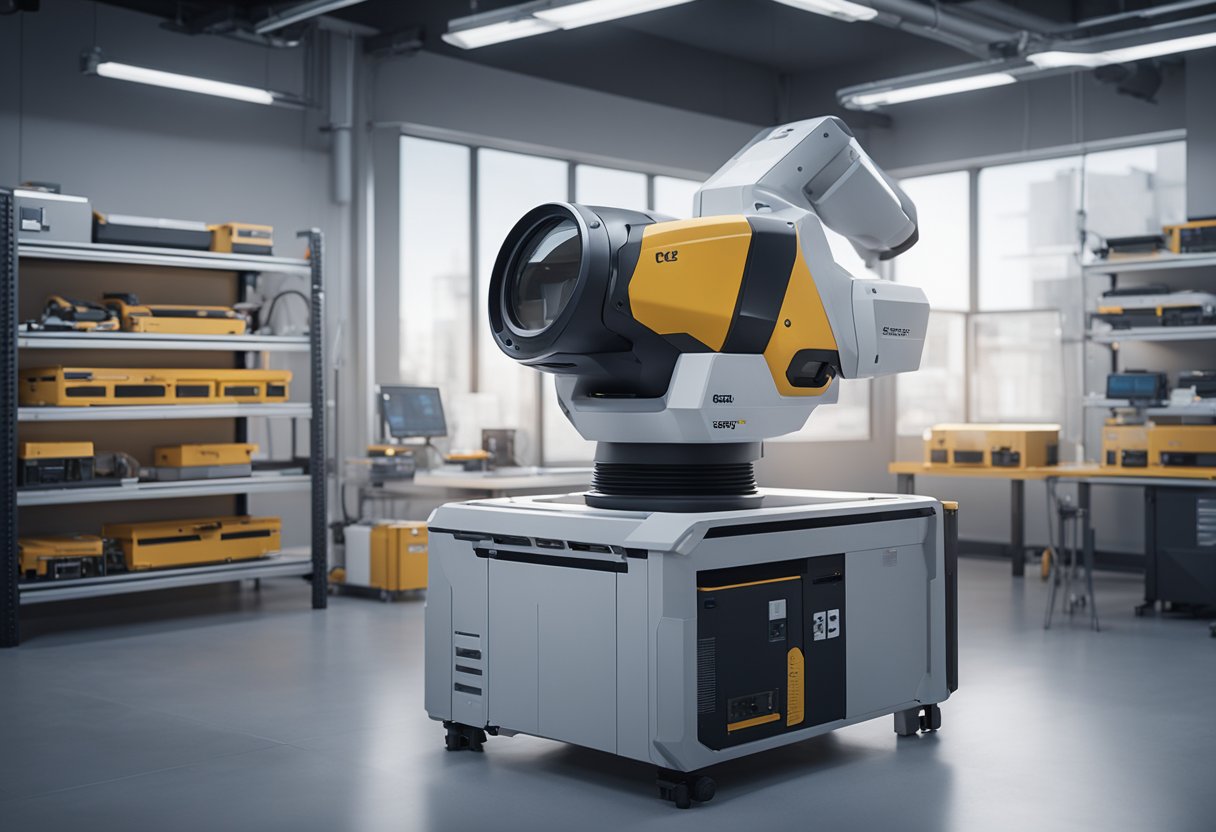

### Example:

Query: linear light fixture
xmin=534 ymin=0 xmax=695 ymax=29
xmin=80 ymin=49 xmax=305 ymax=107
xmin=1029 ymin=30 xmax=1216 ymax=67
xmin=442 ymin=17 xmax=557 ymax=49
xmin=444 ymin=0 xmax=698 ymax=49
xmin=769 ymin=0 xmax=877 ymax=23
xmin=845 ymin=71 xmax=1015 ymax=108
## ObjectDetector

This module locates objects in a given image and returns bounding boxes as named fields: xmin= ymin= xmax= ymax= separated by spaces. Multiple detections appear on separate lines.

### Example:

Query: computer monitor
xmin=1106 ymin=372 xmax=1167 ymax=403
xmin=379 ymin=385 xmax=447 ymax=439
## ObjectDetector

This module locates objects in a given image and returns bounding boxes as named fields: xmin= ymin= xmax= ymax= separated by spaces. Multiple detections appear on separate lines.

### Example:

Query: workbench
xmin=889 ymin=461 xmax=1216 ymax=581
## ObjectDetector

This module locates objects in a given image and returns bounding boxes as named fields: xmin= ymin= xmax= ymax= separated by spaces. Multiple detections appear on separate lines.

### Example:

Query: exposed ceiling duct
xmin=838 ymin=8 xmax=1216 ymax=109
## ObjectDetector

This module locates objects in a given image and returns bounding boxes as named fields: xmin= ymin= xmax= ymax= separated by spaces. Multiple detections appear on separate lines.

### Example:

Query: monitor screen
xmin=1106 ymin=372 xmax=1165 ymax=402
xmin=380 ymin=386 xmax=447 ymax=439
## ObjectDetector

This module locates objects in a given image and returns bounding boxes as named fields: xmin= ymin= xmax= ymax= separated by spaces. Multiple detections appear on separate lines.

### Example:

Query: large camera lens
xmin=507 ymin=217 xmax=582 ymax=333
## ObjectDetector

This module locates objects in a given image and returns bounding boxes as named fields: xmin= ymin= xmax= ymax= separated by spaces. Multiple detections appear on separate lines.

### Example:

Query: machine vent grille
xmin=592 ymin=462 xmax=756 ymax=497
xmin=697 ymin=637 xmax=717 ymax=714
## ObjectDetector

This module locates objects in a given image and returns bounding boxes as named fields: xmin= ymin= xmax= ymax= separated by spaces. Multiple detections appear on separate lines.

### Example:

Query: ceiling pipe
xmin=865 ymin=0 xmax=1025 ymax=52
xmin=949 ymin=0 xmax=1057 ymax=35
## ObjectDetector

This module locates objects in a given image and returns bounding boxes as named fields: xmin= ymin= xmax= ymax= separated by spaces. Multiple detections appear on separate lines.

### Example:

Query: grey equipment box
xmin=14 ymin=187 xmax=93 ymax=245
xmin=425 ymin=488 xmax=957 ymax=779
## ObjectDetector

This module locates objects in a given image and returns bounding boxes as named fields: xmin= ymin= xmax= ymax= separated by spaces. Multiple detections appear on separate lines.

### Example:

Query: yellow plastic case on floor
xmin=20 ymin=367 xmax=291 ymax=406
xmin=154 ymin=443 xmax=258 ymax=467
xmin=102 ymin=516 xmax=281 ymax=571
xmin=18 ymin=534 xmax=106 ymax=578
xmin=924 ymin=423 xmax=1060 ymax=468
xmin=102 ymin=295 xmax=246 ymax=335
xmin=371 ymin=522 xmax=428 ymax=591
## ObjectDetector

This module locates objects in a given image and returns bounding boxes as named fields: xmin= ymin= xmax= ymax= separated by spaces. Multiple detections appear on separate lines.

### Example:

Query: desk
xmin=889 ymin=462 xmax=1059 ymax=576
xmin=888 ymin=461 xmax=1216 ymax=578
xmin=383 ymin=467 xmax=593 ymax=500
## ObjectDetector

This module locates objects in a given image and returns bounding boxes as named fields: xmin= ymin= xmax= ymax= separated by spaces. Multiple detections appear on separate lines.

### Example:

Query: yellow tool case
xmin=209 ymin=222 xmax=273 ymax=255
xmin=20 ymin=367 xmax=291 ymax=406
xmin=102 ymin=293 xmax=246 ymax=335
xmin=1164 ymin=219 xmax=1216 ymax=254
xmin=1149 ymin=424 xmax=1216 ymax=468
xmin=18 ymin=534 xmax=107 ymax=580
xmin=371 ymin=522 xmax=428 ymax=592
xmin=154 ymin=443 xmax=257 ymax=467
xmin=924 ymin=423 xmax=1060 ymax=468
xmin=102 ymin=515 xmax=281 ymax=571
xmin=1101 ymin=421 xmax=1150 ymax=469
xmin=18 ymin=440 xmax=96 ymax=488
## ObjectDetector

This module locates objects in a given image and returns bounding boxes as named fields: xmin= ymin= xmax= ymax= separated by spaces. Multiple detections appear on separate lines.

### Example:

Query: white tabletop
xmin=384 ymin=466 xmax=592 ymax=495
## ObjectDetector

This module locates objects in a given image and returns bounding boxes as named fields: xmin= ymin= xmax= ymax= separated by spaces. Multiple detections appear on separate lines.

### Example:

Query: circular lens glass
xmin=508 ymin=218 xmax=582 ymax=332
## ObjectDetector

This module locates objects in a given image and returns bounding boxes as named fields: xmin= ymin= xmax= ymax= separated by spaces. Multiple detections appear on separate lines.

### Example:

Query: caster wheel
xmin=379 ymin=590 xmax=391 ymax=603
xmin=691 ymin=776 xmax=716 ymax=803
xmin=1040 ymin=548 xmax=1051 ymax=581
xmin=918 ymin=704 xmax=942 ymax=732
xmin=673 ymin=784 xmax=691 ymax=810
xmin=443 ymin=721 xmax=486 ymax=752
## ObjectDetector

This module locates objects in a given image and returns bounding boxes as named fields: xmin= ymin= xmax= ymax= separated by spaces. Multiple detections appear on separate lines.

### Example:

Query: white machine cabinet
xmin=424 ymin=488 xmax=958 ymax=806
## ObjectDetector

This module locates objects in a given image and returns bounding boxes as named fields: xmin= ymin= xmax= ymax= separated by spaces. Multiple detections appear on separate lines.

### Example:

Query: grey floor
xmin=2 ymin=558 xmax=1214 ymax=832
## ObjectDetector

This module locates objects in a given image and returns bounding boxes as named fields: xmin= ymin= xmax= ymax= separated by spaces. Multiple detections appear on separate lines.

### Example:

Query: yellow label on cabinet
xmin=787 ymin=647 xmax=805 ymax=727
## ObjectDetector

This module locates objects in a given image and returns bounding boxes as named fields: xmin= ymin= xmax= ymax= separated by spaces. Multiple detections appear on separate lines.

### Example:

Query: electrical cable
xmin=262 ymin=288 xmax=312 ymax=333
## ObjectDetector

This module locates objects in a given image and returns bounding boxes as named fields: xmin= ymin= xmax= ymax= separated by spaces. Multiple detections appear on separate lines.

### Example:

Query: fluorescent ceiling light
xmin=1102 ymin=30 xmax=1216 ymax=62
xmin=91 ymin=60 xmax=276 ymax=105
xmin=1028 ymin=30 xmax=1216 ymax=69
xmin=770 ymin=0 xmax=877 ymax=22
xmin=442 ymin=17 xmax=557 ymax=49
xmin=534 ymin=0 xmax=695 ymax=29
xmin=848 ymin=71 xmax=1016 ymax=107
xmin=1025 ymin=50 xmax=1112 ymax=69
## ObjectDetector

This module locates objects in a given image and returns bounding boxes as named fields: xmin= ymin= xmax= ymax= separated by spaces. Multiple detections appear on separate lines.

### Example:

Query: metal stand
xmin=1045 ymin=495 xmax=1099 ymax=631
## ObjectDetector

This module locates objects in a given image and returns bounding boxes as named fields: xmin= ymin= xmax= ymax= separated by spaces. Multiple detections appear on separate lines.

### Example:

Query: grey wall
xmin=1186 ymin=53 xmax=1216 ymax=219
xmin=1 ymin=2 xmax=352 ymax=548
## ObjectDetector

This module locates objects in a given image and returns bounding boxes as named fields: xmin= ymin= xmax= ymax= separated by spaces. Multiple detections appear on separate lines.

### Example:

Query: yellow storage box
xmin=20 ymin=367 xmax=291 ymax=406
xmin=103 ymin=515 xmax=281 ymax=571
xmin=154 ymin=443 xmax=258 ymax=467
xmin=371 ymin=522 xmax=428 ymax=592
xmin=924 ymin=423 xmax=1060 ymax=469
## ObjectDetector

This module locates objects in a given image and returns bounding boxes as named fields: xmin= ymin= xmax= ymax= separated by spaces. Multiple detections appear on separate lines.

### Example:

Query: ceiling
xmin=91 ymin=0 xmax=1209 ymax=124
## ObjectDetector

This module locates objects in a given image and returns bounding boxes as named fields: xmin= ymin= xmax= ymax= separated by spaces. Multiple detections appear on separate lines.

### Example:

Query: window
xmin=894 ymin=171 xmax=971 ymax=436
xmin=893 ymin=172 xmax=970 ymax=311
xmin=1082 ymin=142 xmax=1186 ymax=243
xmin=897 ymin=311 xmax=966 ymax=437
xmin=969 ymin=310 xmax=1064 ymax=424
xmin=978 ymin=156 xmax=1083 ymax=313
xmin=652 ymin=175 xmax=701 ymax=218
xmin=575 ymin=164 xmax=648 ymax=211
xmin=399 ymin=136 xmax=471 ymax=438
xmin=475 ymin=149 xmax=569 ymax=464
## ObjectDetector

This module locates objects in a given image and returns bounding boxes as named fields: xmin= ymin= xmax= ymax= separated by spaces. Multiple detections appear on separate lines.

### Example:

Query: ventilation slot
xmin=697 ymin=637 xmax=717 ymax=714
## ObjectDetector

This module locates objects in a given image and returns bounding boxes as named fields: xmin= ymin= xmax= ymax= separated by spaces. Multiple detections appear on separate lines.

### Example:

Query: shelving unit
xmin=1082 ymin=252 xmax=1216 ymax=458
xmin=1 ymin=188 xmax=327 ymax=646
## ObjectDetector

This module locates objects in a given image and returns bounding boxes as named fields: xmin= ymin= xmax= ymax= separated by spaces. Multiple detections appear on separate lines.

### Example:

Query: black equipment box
xmin=1147 ymin=488 xmax=1216 ymax=610
xmin=695 ymin=555 xmax=845 ymax=750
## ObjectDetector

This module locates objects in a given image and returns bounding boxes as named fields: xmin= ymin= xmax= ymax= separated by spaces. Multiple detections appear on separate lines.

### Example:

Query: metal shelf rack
xmin=1081 ymin=252 xmax=1216 ymax=458
xmin=17 ymin=403 xmax=313 ymax=422
xmin=16 ymin=474 xmax=311 ymax=507
xmin=19 ymin=331 xmax=310 ymax=352
xmin=19 ymin=550 xmax=313 ymax=605
xmin=1 ymin=190 xmax=327 ymax=646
